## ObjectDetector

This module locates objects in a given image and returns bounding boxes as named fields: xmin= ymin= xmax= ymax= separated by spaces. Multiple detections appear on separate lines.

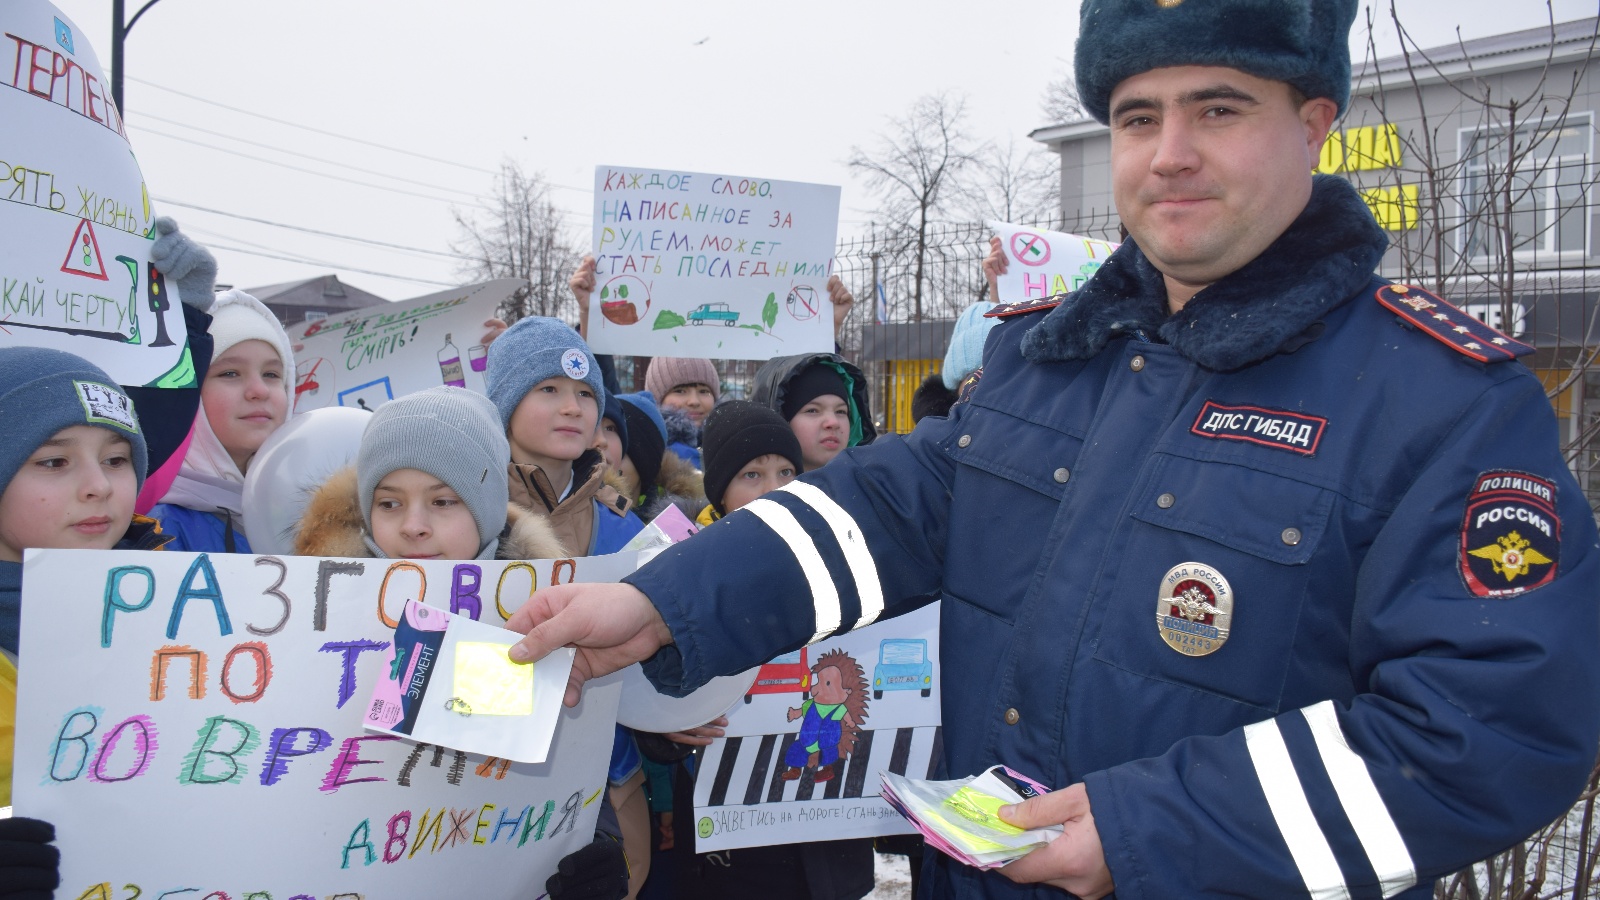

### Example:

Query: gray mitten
xmin=150 ymin=216 xmax=218 ymax=312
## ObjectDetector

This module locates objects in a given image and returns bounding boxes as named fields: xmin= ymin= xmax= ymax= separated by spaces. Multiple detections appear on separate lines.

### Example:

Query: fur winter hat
xmin=0 ymin=347 xmax=147 ymax=499
xmin=702 ymin=401 xmax=803 ymax=516
xmin=1075 ymin=0 xmax=1358 ymax=124
xmin=356 ymin=386 xmax=510 ymax=558
xmin=484 ymin=317 xmax=604 ymax=429
xmin=644 ymin=357 xmax=720 ymax=404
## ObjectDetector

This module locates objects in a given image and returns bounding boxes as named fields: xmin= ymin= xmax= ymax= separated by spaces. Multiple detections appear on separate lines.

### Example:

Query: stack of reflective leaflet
xmin=880 ymin=766 xmax=1064 ymax=870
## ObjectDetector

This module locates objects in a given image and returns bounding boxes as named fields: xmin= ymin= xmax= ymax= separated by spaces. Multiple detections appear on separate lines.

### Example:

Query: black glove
xmin=0 ymin=816 xmax=60 ymax=900
xmin=149 ymin=217 xmax=218 ymax=312
xmin=544 ymin=834 xmax=629 ymax=900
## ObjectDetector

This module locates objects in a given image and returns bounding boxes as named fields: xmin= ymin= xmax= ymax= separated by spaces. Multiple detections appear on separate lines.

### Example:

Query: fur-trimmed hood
xmin=294 ymin=466 xmax=567 ymax=560
xmin=637 ymin=449 xmax=706 ymax=523
xmin=1020 ymin=176 xmax=1388 ymax=372
xmin=661 ymin=406 xmax=701 ymax=450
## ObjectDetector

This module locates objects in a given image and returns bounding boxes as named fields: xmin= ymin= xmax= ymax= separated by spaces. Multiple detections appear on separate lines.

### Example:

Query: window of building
xmin=1459 ymin=113 xmax=1592 ymax=261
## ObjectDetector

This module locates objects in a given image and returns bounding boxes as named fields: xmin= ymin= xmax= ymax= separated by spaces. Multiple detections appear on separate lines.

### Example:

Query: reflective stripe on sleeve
xmin=776 ymin=481 xmax=885 ymax=629
xmin=1302 ymin=701 xmax=1416 ymax=898
xmin=1243 ymin=717 xmax=1352 ymax=900
xmin=744 ymin=497 xmax=842 ymax=645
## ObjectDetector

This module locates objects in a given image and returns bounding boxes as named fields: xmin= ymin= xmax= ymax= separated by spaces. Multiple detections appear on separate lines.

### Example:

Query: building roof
xmin=1355 ymin=16 xmax=1598 ymax=88
xmin=242 ymin=274 xmax=388 ymax=314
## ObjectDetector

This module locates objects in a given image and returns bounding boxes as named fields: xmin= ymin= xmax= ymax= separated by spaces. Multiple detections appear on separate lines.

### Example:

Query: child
xmin=695 ymin=401 xmax=803 ymax=525
xmin=638 ymin=400 xmax=874 ymax=900
xmin=150 ymin=290 xmax=296 ymax=552
xmin=484 ymin=318 xmax=649 ymax=897
xmin=616 ymin=391 xmax=704 ymax=524
xmin=0 ymin=346 xmax=170 ymax=888
xmin=597 ymin=391 xmax=630 ymax=481
xmin=643 ymin=357 xmax=720 ymax=469
xmin=484 ymin=317 xmax=644 ymax=557
xmin=749 ymin=353 xmax=876 ymax=472
xmin=292 ymin=386 xmax=561 ymax=561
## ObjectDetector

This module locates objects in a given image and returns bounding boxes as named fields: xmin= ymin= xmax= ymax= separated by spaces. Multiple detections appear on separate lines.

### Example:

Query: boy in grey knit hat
xmin=355 ymin=386 xmax=510 ymax=560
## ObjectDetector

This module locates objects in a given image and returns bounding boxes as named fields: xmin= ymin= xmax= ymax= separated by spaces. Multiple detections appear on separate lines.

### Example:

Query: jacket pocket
xmin=1091 ymin=454 xmax=1335 ymax=713
xmin=944 ymin=404 xmax=1078 ymax=624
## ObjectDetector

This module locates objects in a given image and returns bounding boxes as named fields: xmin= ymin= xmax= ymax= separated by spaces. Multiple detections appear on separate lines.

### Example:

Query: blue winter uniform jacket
xmin=627 ymin=178 xmax=1600 ymax=899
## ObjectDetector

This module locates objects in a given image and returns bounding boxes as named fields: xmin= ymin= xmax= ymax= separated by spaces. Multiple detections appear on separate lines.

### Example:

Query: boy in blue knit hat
xmin=485 ymin=316 xmax=644 ymax=557
xmin=0 ymin=346 xmax=172 ymax=891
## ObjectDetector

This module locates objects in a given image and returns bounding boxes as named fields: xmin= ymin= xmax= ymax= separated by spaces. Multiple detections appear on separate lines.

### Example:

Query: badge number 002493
xmin=1156 ymin=562 xmax=1234 ymax=657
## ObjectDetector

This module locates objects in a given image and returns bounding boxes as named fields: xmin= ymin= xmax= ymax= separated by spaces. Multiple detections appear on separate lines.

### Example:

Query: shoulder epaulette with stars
xmin=984 ymin=293 xmax=1066 ymax=318
xmin=1374 ymin=283 xmax=1533 ymax=363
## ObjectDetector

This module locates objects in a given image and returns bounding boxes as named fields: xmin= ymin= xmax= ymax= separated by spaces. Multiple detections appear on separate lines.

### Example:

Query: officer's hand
xmin=981 ymin=235 xmax=1007 ymax=303
xmin=665 ymin=716 xmax=728 ymax=747
xmin=0 ymin=816 xmax=61 ymax=899
xmin=150 ymin=217 xmax=219 ymax=312
xmin=997 ymin=783 xmax=1113 ymax=899
xmin=506 ymin=583 xmax=673 ymax=707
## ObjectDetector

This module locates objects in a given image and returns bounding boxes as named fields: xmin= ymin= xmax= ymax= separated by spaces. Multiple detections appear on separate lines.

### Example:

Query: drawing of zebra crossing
xmin=692 ymin=726 xmax=941 ymax=850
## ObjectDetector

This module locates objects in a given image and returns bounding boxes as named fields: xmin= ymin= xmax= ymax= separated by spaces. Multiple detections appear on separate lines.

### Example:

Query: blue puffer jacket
xmin=625 ymin=178 xmax=1600 ymax=899
xmin=148 ymin=503 xmax=252 ymax=554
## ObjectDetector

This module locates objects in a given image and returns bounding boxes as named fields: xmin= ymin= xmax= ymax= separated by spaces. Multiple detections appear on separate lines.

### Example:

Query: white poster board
xmin=290 ymin=278 xmax=523 ymax=413
xmin=587 ymin=166 xmax=840 ymax=360
xmin=693 ymin=604 xmax=940 ymax=851
xmin=13 ymin=549 xmax=638 ymax=898
xmin=0 ymin=2 xmax=195 ymax=387
xmin=986 ymin=221 xmax=1119 ymax=304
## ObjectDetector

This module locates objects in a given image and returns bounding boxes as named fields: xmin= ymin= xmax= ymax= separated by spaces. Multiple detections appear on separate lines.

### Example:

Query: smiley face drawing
xmin=599 ymin=276 xmax=651 ymax=326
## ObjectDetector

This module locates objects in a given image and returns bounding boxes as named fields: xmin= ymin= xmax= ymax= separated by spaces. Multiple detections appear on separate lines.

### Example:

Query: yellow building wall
xmin=886 ymin=359 xmax=941 ymax=435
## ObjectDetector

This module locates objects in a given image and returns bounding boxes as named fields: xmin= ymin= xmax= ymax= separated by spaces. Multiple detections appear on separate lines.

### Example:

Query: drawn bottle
xmin=438 ymin=333 xmax=466 ymax=387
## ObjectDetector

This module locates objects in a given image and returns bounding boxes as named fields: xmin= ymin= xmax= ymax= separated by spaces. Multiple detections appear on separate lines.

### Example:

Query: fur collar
xmin=1021 ymin=176 xmax=1388 ymax=372
xmin=294 ymin=465 xmax=566 ymax=560
xmin=661 ymin=406 xmax=701 ymax=449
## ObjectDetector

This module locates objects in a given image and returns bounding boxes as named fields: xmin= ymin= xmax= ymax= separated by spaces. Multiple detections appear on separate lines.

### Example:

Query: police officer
xmin=508 ymin=1 xmax=1600 ymax=896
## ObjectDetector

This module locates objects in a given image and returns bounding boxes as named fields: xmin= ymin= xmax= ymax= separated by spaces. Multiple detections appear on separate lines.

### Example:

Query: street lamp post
xmin=110 ymin=0 xmax=164 ymax=115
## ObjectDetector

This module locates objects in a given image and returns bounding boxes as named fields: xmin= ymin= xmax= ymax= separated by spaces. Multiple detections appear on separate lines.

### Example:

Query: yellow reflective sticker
xmin=453 ymin=642 xmax=534 ymax=716
xmin=945 ymin=786 xmax=1025 ymax=835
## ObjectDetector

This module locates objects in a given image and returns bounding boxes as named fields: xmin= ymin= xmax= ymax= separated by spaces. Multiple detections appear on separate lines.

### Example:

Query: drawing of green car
xmin=688 ymin=302 xmax=740 ymax=326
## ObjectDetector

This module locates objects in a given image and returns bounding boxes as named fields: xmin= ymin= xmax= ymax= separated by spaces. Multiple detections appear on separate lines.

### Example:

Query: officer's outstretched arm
xmin=624 ymin=406 xmax=964 ymax=697
xmin=1083 ymin=373 xmax=1600 ymax=899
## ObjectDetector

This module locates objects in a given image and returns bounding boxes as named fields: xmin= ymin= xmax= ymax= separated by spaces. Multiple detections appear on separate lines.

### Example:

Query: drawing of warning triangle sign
xmin=60 ymin=218 xmax=109 ymax=281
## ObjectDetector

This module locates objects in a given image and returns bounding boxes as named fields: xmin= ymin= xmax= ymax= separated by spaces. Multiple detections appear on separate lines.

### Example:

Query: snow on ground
xmin=869 ymin=852 xmax=915 ymax=900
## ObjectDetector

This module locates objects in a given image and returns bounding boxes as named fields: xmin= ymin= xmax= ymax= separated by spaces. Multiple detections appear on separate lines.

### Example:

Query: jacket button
xmin=1282 ymin=527 xmax=1302 ymax=546
xmin=1156 ymin=492 xmax=1175 ymax=509
xmin=1130 ymin=355 xmax=1146 ymax=372
xmin=1053 ymin=467 xmax=1070 ymax=484
xmin=958 ymin=434 xmax=972 ymax=448
xmin=1004 ymin=708 xmax=1020 ymax=725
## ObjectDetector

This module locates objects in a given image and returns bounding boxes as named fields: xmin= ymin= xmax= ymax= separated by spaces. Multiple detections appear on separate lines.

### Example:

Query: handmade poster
xmin=291 ymin=277 xmax=523 ymax=413
xmin=693 ymin=604 xmax=941 ymax=851
xmin=0 ymin=1 xmax=196 ymax=387
xmin=986 ymin=221 xmax=1120 ymax=304
xmin=365 ymin=600 xmax=574 ymax=764
xmin=13 ymin=548 xmax=639 ymax=898
xmin=587 ymin=166 xmax=841 ymax=360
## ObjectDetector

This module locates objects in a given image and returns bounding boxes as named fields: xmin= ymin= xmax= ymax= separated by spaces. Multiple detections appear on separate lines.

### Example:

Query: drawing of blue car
xmin=873 ymin=638 xmax=932 ymax=699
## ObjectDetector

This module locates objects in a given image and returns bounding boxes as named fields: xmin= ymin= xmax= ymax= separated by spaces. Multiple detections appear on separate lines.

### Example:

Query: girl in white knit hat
xmin=149 ymin=289 xmax=296 ymax=552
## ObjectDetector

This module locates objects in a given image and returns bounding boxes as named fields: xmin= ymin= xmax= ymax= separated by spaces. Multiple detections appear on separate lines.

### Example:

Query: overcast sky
xmin=42 ymin=0 xmax=1600 ymax=300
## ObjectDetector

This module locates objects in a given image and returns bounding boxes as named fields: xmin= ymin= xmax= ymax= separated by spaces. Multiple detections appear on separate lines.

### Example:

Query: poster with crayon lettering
xmin=0 ymin=1 xmax=197 ymax=387
xmin=290 ymin=278 xmax=521 ymax=414
xmin=587 ymin=166 xmax=841 ymax=360
xmin=986 ymin=221 xmax=1119 ymax=304
xmin=12 ymin=549 xmax=633 ymax=898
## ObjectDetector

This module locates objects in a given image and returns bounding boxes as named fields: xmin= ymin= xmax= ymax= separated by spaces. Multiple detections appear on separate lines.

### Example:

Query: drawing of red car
xmin=744 ymin=647 xmax=808 ymax=703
